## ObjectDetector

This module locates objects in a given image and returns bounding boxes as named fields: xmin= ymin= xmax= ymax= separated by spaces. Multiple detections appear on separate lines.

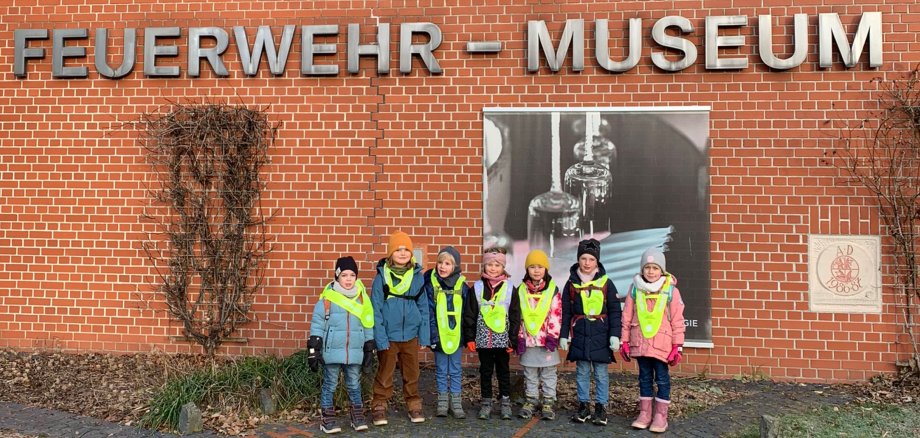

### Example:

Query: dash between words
xmin=13 ymin=12 xmax=882 ymax=79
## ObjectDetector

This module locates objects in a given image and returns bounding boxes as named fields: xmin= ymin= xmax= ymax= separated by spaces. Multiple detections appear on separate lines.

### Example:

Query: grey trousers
xmin=522 ymin=365 xmax=558 ymax=400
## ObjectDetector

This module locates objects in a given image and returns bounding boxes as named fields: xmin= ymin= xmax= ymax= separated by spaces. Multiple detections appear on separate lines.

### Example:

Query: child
xmin=424 ymin=246 xmax=469 ymax=419
xmin=307 ymin=256 xmax=376 ymax=434
xmin=515 ymin=249 xmax=562 ymax=420
xmin=560 ymin=238 xmax=622 ymax=426
xmin=462 ymin=246 xmax=521 ymax=420
xmin=369 ymin=231 xmax=430 ymax=425
xmin=620 ymin=247 xmax=685 ymax=434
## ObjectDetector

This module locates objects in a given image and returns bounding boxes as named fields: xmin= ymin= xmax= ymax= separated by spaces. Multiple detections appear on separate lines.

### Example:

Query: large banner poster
xmin=483 ymin=108 xmax=712 ymax=344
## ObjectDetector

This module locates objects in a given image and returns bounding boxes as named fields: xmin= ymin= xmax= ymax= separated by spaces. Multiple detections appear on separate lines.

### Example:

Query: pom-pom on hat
xmin=387 ymin=231 xmax=413 ymax=256
xmin=639 ymin=247 xmax=666 ymax=273
xmin=525 ymin=249 xmax=550 ymax=270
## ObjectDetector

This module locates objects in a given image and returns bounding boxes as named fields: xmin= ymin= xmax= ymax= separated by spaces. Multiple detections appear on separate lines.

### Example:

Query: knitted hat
xmin=335 ymin=256 xmax=359 ymax=278
xmin=483 ymin=249 xmax=506 ymax=267
xmin=387 ymin=231 xmax=413 ymax=255
xmin=640 ymin=247 xmax=666 ymax=273
xmin=438 ymin=246 xmax=462 ymax=267
xmin=577 ymin=238 xmax=601 ymax=261
xmin=525 ymin=249 xmax=550 ymax=270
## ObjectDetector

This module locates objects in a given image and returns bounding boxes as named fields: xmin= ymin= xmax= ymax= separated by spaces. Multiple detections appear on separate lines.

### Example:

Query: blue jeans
xmin=575 ymin=361 xmax=609 ymax=405
xmin=321 ymin=363 xmax=363 ymax=408
xmin=435 ymin=350 xmax=463 ymax=394
xmin=637 ymin=357 xmax=671 ymax=400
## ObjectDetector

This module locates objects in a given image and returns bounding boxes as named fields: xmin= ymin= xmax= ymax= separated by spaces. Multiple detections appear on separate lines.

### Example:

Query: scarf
xmin=633 ymin=274 xmax=666 ymax=293
xmin=332 ymin=280 xmax=360 ymax=298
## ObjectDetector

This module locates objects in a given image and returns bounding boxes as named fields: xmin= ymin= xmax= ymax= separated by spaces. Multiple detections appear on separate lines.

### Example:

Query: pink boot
xmin=649 ymin=398 xmax=670 ymax=433
xmin=630 ymin=397 xmax=653 ymax=429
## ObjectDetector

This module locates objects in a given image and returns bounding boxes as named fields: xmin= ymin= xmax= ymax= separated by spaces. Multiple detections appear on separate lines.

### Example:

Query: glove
xmin=667 ymin=345 xmax=683 ymax=366
xmin=619 ymin=342 xmax=631 ymax=362
xmin=361 ymin=340 xmax=376 ymax=374
xmin=430 ymin=343 xmax=439 ymax=352
xmin=559 ymin=338 xmax=569 ymax=351
xmin=506 ymin=347 xmax=514 ymax=354
xmin=307 ymin=336 xmax=324 ymax=371
xmin=515 ymin=336 xmax=527 ymax=356
xmin=467 ymin=341 xmax=476 ymax=353
xmin=609 ymin=336 xmax=620 ymax=351
xmin=544 ymin=336 xmax=559 ymax=352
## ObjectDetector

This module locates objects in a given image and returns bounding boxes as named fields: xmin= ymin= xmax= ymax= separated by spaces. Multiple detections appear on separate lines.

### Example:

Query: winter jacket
xmin=371 ymin=259 xmax=430 ymax=350
xmin=424 ymin=268 xmax=469 ymax=353
xmin=517 ymin=276 xmax=562 ymax=349
xmin=621 ymin=273 xmax=686 ymax=363
xmin=462 ymin=278 xmax=521 ymax=349
xmin=309 ymin=282 xmax=375 ymax=365
xmin=560 ymin=262 xmax=622 ymax=363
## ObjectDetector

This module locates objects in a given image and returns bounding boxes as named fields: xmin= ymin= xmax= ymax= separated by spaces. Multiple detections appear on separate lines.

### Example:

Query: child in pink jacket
xmin=619 ymin=247 xmax=685 ymax=434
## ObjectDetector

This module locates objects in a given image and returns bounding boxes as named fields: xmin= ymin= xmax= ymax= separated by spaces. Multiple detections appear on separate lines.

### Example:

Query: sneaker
xmin=519 ymin=400 xmax=536 ymax=419
xmin=478 ymin=400 xmax=492 ymax=420
xmin=371 ymin=407 xmax=388 ymax=426
xmin=541 ymin=401 xmax=556 ymax=421
xmin=500 ymin=396 xmax=512 ymax=420
xmin=408 ymin=409 xmax=426 ymax=423
xmin=321 ymin=407 xmax=341 ymax=434
xmin=592 ymin=403 xmax=608 ymax=426
xmin=573 ymin=402 xmax=591 ymax=423
xmin=351 ymin=405 xmax=368 ymax=431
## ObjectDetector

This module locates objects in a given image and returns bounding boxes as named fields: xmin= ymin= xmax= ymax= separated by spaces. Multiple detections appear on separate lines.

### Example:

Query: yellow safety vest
xmin=433 ymin=271 xmax=465 ymax=354
xmin=573 ymin=275 xmax=608 ymax=317
xmin=519 ymin=280 xmax=556 ymax=337
xmin=319 ymin=280 xmax=374 ymax=328
xmin=635 ymin=275 xmax=673 ymax=339
xmin=476 ymin=281 xmax=510 ymax=333
xmin=384 ymin=264 xmax=414 ymax=298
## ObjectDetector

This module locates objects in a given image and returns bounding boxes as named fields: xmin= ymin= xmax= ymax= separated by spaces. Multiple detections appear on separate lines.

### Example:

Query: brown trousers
xmin=371 ymin=337 xmax=422 ymax=411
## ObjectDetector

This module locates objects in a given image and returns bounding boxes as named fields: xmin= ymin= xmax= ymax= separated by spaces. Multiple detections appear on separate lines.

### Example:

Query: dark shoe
xmin=408 ymin=409 xmax=426 ymax=423
xmin=320 ymin=407 xmax=341 ymax=434
xmin=350 ymin=404 xmax=368 ymax=431
xmin=592 ymin=403 xmax=608 ymax=426
xmin=573 ymin=402 xmax=591 ymax=423
xmin=540 ymin=398 xmax=556 ymax=421
xmin=371 ymin=406 xmax=388 ymax=426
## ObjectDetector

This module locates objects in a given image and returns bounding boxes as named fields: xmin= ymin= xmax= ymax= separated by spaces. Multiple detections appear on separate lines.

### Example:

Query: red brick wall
xmin=1 ymin=0 xmax=917 ymax=382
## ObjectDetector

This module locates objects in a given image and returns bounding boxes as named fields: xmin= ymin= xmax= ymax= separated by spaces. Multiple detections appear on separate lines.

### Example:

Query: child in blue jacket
xmin=424 ymin=246 xmax=469 ymax=419
xmin=308 ymin=256 xmax=376 ymax=434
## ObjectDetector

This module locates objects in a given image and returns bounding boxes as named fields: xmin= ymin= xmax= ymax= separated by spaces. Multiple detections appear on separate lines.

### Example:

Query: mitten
xmin=515 ymin=336 xmax=527 ymax=355
xmin=361 ymin=340 xmax=376 ymax=373
xmin=619 ymin=342 xmax=631 ymax=362
xmin=667 ymin=345 xmax=683 ymax=366
xmin=609 ymin=336 xmax=620 ymax=351
xmin=467 ymin=341 xmax=476 ymax=353
xmin=430 ymin=343 xmax=440 ymax=352
xmin=544 ymin=335 xmax=559 ymax=352
xmin=307 ymin=335 xmax=324 ymax=371
xmin=559 ymin=338 xmax=569 ymax=351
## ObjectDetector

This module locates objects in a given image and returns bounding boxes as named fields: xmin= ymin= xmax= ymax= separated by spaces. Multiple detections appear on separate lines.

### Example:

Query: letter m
xmin=527 ymin=20 xmax=584 ymax=72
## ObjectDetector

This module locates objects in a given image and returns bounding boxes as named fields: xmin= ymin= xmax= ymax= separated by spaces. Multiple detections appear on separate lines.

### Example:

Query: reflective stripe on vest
xmin=319 ymin=280 xmax=374 ymax=328
xmin=635 ymin=275 xmax=673 ymax=338
xmin=519 ymin=280 xmax=556 ymax=337
xmin=433 ymin=271 xmax=464 ymax=354
xmin=573 ymin=275 xmax=608 ymax=317
xmin=384 ymin=264 xmax=414 ymax=297
xmin=475 ymin=281 xmax=511 ymax=333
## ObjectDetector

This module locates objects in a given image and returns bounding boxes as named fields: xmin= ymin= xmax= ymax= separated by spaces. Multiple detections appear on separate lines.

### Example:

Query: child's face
xmin=484 ymin=261 xmax=504 ymax=277
xmin=578 ymin=254 xmax=598 ymax=274
xmin=338 ymin=270 xmax=357 ymax=289
xmin=527 ymin=265 xmax=546 ymax=282
xmin=391 ymin=248 xmax=412 ymax=266
xmin=437 ymin=258 xmax=455 ymax=278
xmin=643 ymin=264 xmax=663 ymax=282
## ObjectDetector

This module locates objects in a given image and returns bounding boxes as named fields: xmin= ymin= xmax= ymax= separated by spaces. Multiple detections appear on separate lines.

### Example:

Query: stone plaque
xmin=808 ymin=234 xmax=881 ymax=313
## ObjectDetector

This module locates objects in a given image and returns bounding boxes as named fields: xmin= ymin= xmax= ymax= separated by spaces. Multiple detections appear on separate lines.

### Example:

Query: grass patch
xmin=727 ymin=403 xmax=920 ymax=438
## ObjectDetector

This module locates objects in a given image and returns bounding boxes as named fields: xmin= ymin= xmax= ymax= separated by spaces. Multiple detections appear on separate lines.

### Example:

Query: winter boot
xmin=573 ymin=402 xmax=592 ymax=423
xmin=371 ymin=405 xmax=388 ymax=426
xmin=450 ymin=393 xmax=466 ymax=419
xmin=320 ymin=407 xmax=341 ymax=434
xmin=350 ymin=404 xmax=368 ymax=432
xmin=519 ymin=397 xmax=536 ymax=419
xmin=500 ymin=396 xmax=513 ymax=420
xmin=540 ymin=398 xmax=556 ymax=421
xmin=436 ymin=393 xmax=449 ymax=417
xmin=631 ymin=397 xmax=653 ymax=429
xmin=478 ymin=398 xmax=492 ymax=420
xmin=591 ymin=403 xmax=608 ymax=426
xmin=649 ymin=398 xmax=670 ymax=433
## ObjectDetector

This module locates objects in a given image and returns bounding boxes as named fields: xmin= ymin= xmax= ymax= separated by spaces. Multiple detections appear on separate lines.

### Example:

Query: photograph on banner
xmin=483 ymin=107 xmax=711 ymax=343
